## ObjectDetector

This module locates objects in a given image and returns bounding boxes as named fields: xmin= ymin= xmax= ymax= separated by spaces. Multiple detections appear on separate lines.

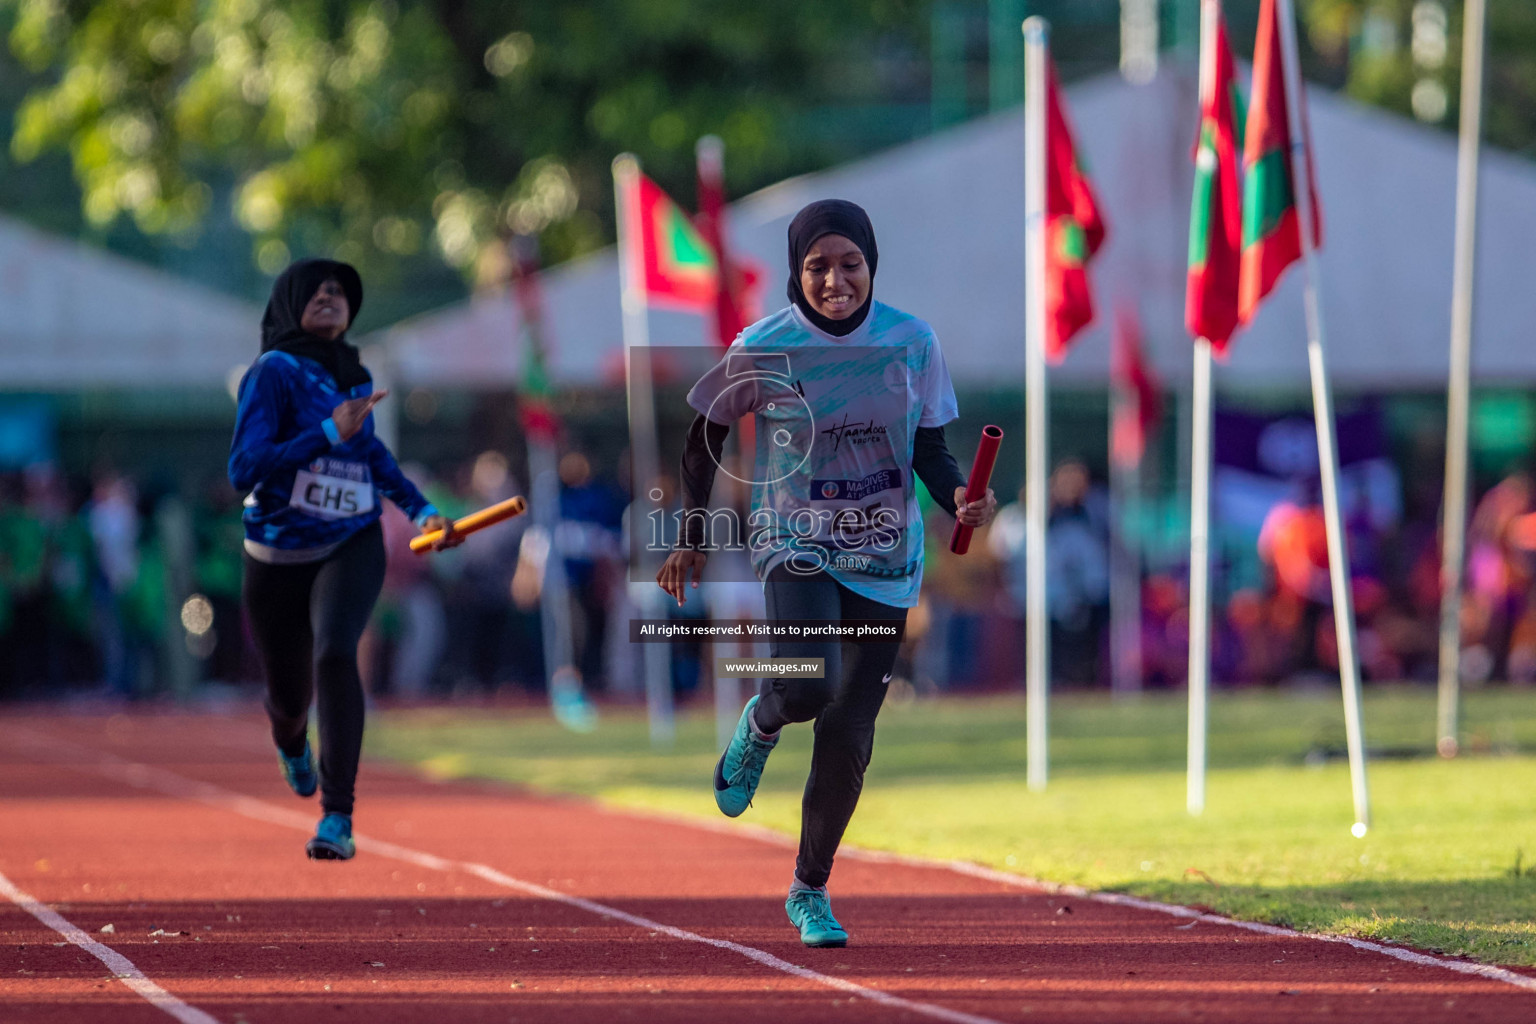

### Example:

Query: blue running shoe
xmin=278 ymin=741 xmax=317 ymax=798
xmin=305 ymin=813 xmax=355 ymax=860
xmin=713 ymin=695 xmax=778 ymax=817
xmin=786 ymin=888 xmax=848 ymax=948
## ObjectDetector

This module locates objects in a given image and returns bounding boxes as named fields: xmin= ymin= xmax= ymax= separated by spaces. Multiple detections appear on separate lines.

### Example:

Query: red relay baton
xmin=949 ymin=425 xmax=1004 ymax=555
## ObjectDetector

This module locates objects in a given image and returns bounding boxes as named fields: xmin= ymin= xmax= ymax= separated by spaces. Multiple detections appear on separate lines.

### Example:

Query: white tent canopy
xmin=381 ymin=67 xmax=1536 ymax=391
xmin=0 ymin=214 xmax=260 ymax=390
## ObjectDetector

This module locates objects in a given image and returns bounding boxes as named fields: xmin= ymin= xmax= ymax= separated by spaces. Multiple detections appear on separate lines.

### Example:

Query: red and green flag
xmin=1111 ymin=302 xmax=1163 ymax=469
xmin=1186 ymin=6 xmax=1246 ymax=352
xmin=695 ymin=141 xmax=765 ymax=348
xmin=1238 ymin=0 xmax=1322 ymax=324
xmin=510 ymin=235 xmax=558 ymax=442
xmin=1043 ymin=57 xmax=1107 ymax=363
xmin=623 ymin=170 xmax=718 ymax=312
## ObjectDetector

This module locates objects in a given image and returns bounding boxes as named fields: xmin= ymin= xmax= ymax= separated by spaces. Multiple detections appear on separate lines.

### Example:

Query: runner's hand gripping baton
xmin=410 ymin=496 xmax=528 ymax=553
xmin=949 ymin=426 xmax=1004 ymax=555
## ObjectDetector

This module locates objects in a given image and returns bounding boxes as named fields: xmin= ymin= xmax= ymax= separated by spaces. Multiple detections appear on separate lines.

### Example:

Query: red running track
xmin=1 ymin=709 xmax=1532 ymax=1024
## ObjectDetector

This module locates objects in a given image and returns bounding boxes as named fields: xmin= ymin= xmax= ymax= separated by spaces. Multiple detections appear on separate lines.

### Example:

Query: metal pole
xmin=529 ymin=446 xmax=583 ymax=727
xmin=1436 ymin=0 xmax=1488 ymax=760
xmin=1023 ymin=17 xmax=1050 ymax=792
xmin=612 ymin=154 xmax=674 ymax=747
xmin=1187 ymin=338 xmax=1214 ymax=814
xmin=1275 ymin=0 xmax=1370 ymax=835
xmin=1109 ymin=384 xmax=1144 ymax=699
xmin=1186 ymin=0 xmax=1220 ymax=818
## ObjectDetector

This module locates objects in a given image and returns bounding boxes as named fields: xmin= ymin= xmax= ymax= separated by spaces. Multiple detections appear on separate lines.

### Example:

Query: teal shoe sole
xmin=801 ymin=931 xmax=848 ymax=948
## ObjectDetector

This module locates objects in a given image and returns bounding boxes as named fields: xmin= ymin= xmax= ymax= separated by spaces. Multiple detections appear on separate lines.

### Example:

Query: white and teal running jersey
xmin=687 ymin=301 xmax=958 ymax=608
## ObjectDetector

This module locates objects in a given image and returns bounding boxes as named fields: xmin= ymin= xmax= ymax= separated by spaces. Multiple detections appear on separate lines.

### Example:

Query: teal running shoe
xmin=786 ymin=888 xmax=848 ymax=948
xmin=278 ymin=741 xmax=317 ymax=798
xmin=713 ymin=695 xmax=778 ymax=817
xmin=305 ymin=812 xmax=355 ymax=861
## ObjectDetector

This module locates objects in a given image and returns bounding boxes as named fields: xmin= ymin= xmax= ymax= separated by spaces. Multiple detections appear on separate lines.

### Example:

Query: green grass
xmin=370 ymin=686 xmax=1536 ymax=966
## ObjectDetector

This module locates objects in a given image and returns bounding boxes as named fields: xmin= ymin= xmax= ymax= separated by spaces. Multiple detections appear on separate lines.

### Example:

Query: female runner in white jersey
xmin=657 ymin=200 xmax=995 ymax=946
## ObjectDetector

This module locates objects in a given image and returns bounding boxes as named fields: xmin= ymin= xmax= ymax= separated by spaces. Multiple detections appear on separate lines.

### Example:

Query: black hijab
xmin=786 ymin=199 xmax=878 ymax=337
xmin=260 ymin=258 xmax=370 ymax=390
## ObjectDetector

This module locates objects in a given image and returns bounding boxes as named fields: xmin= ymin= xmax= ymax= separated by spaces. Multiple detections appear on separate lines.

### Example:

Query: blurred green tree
xmin=1299 ymin=0 xmax=1536 ymax=156
xmin=8 ymin=0 xmax=1531 ymax=306
xmin=1 ymin=0 xmax=928 ymax=288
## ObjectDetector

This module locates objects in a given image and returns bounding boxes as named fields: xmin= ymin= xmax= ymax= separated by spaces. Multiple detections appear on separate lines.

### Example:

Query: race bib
xmin=808 ymin=469 xmax=905 ymax=552
xmin=290 ymin=458 xmax=374 ymax=520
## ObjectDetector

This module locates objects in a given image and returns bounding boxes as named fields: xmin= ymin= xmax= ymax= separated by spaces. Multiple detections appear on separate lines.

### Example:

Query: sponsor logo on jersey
xmin=820 ymin=413 xmax=889 ymax=452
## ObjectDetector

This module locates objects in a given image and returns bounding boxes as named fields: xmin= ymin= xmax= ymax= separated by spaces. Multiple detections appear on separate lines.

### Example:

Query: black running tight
xmin=754 ymin=563 xmax=908 ymax=889
xmin=242 ymin=523 xmax=385 ymax=816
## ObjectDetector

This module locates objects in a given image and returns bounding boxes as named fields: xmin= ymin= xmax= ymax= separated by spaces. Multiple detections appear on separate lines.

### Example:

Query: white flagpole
xmin=1187 ymin=338 xmax=1214 ymax=814
xmin=612 ymin=153 xmax=675 ymax=748
xmin=1186 ymin=0 xmax=1220 ymax=818
xmin=1436 ymin=0 xmax=1488 ymax=760
xmin=1275 ymin=0 xmax=1370 ymax=835
xmin=508 ymin=237 xmax=586 ymax=733
xmin=1023 ymin=16 xmax=1050 ymax=792
xmin=695 ymin=133 xmax=745 ymax=752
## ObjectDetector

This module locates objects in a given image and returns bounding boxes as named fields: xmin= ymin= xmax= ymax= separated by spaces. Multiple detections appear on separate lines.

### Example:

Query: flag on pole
xmin=1043 ymin=57 xmax=1107 ymax=363
xmin=620 ymin=170 xmax=718 ymax=312
xmin=510 ymin=235 xmax=559 ymax=443
xmin=1111 ymin=303 xmax=1163 ymax=468
xmin=1186 ymin=5 xmax=1246 ymax=351
xmin=695 ymin=137 xmax=764 ymax=348
xmin=1238 ymin=0 xmax=1322 ymax=323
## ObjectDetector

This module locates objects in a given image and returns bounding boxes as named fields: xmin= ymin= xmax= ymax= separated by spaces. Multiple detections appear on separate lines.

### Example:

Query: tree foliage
xmin=1301 ymin=0 xmax=1536 ymax=157
xmin=2 ymin=0 xmax=926 ymax=286
xmin=8 ymin=0 xmax=1535 ymax=302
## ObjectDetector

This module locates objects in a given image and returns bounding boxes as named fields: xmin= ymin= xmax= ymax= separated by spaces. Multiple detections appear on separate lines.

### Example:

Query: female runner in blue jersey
xmin=657 ymin=201 xmax=996 ymax=946
xmin=230 ymin=258 xmax=461 ymax=860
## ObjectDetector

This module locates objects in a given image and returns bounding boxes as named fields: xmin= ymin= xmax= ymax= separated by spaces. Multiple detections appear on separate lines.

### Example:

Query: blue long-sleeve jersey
xmin=229 ymin=350 xmax=435 ymax=553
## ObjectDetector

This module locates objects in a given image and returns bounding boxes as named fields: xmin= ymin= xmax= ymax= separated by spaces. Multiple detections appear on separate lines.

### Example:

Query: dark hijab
xmin=260 ymin=258 xmax=370 ymax=390
xmin=786 ymin=199 xmax=878 ymax=337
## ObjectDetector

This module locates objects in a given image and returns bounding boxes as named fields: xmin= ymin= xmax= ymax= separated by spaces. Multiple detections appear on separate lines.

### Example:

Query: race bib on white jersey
xmin=290 ymin=458 xmax=374 ymax=520
xmin=809 ymin=468 xmax=905 ymax=551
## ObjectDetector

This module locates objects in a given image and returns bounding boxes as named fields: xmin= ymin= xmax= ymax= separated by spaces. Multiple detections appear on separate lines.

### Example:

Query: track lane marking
xmin=0 ymin=870 xmax=223 ymax=1024
xmin=599 ymin=802 xmax=1536 ymax=993
xmin=7 ymin=730 xmax=1005 ymax=1024
xmin=19 ymin=722 xmax=1536 ymax=999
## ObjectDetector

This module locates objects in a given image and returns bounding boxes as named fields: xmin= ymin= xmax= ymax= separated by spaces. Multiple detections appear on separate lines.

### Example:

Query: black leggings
xmin=754 ymin=563 xmax=908 ymax=889
xmin=242 ymin=523 xmax=385 ymax=816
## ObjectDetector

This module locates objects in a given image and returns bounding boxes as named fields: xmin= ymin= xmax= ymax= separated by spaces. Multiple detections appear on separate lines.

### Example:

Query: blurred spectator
xmin=438 ymin=451 xmax=538 ymax=694
xmin=923 ymin=502 xmax=997 ymax=689
xmin=373 ymin=499 xmax=448 ymax=698
xmin=87 ymin=472 xmax=145 ymax=696
xmin=991 ymin=462 xmax=1110 ymax=685
xmin=1460 ymin=471 xmax=1534 ymax=682
xmin=1258 ymin=484 xmax=1331 ymax=677
xmin=556 ymin=451 xmax=625 ymax=694
xmin=0 ymin=473 xmax=47 ymax=693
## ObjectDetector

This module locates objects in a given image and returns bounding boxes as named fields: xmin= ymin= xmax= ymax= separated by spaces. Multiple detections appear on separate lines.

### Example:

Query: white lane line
xmin=8 ymin=732 xmax=1004 ymax=1024
xmin=23 ymin=725 xmax=1536 ymax=998
xmin=604 ymin=805 xmax=1536 ymax=994
xmin=0 ymin=870 xmax=223 ymax=1024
